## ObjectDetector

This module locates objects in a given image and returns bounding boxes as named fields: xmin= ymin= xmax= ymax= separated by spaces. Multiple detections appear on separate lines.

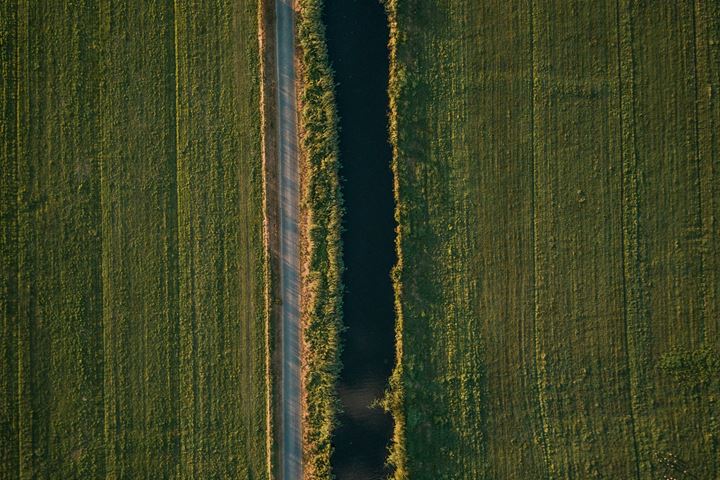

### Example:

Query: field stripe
xmin=623 ymin=2 xmax=714 ymax=476
xmin=531 ymin=0 xmax=638 ymax=477
xmin=689 ymin=1 xmax=707 ymax=345
xmin=16 ymin=1 xmax=105 ymax=477
xmin=463 ymin=0 xmax=548 ymax=477
xmin=15 ymin=3 xmax=29 ymax=474
xmin=0 ymin=0 xmax=19 ymax=477
xmin=3 ymin=2 xmax=267 ymax=476
xmin=695 ymin=0 xmax=720 ymax=348
xmin=693 ymin=1 xmax=720 ymax=475
xmin=629 ymin=1 xmax=704 ymax=358
xmin=99 ymin=2 xmax=181 ymax=477
xmin=530 ymin=1 xmax=552 ymax=474
xmin=694 ymin=3 xmax=720 ymax=472
xmin=175 ymin=1 xmax=267 ymax=477
xmin=389 ymin=0 xmax=492 ymax=475
xmin=616 ymin=1 xmax=652 ymax=477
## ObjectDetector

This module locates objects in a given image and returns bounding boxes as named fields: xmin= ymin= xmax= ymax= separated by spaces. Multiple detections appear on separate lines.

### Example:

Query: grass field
xmin=1 ymin=1 xmax=268 ymax=477
xmin=387 ymin=0 xmax=719 ymax=478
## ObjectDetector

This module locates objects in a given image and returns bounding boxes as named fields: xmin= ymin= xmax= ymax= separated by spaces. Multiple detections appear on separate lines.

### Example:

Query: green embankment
xmin=387 ymin=0 xmax=720 ymax=478
xmin=1 ymin=1 xmax=268 ymax=477
xmin=296 ymin=0 xmax=344 ymax=477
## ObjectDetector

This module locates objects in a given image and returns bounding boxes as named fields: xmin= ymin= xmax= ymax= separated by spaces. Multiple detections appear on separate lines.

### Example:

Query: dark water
xmin=324 ymin=1 xmax=395 ymax=478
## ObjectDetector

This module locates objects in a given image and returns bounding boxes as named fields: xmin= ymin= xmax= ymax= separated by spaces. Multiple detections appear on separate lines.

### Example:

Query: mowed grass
xmin=1 ymin=1 xmax=268 ymax=478
xmin=387 ymin=0 xmax=719 ymax=478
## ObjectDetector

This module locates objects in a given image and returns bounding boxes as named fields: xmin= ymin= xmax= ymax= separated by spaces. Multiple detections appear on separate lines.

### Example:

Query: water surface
xmin=324 ymin=0 xmax=396 ymax=478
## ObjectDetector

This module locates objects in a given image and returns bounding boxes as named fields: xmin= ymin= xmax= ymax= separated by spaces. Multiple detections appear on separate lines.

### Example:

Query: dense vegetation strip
xmin=296 ymin=0 xmax=344 ymax=477
xmin=175 ymin=0 xmax=267 ymax=478
xmin=16 ymin=0 xmax=106 ymax=477
xmin=383 ymin=1 xmax=406 ymax=475
xmin=99 ymin=2 xmax=180 ymax=477
xmin=388 ymin=0 xmax=719 ymax=478
xmin=258 ymin=0 xmax=279 ymax=476
xmin=0 ymin=0 xmax=18 ymax=477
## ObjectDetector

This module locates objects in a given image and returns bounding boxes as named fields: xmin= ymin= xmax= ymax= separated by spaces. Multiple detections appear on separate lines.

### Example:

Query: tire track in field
xmin=615 ymin=1 xmax=647 ymax=477
xmin=689 ymin=0 xmax=708 ymax=344
xmin=529 ymin=1 xmax=553 ymax=475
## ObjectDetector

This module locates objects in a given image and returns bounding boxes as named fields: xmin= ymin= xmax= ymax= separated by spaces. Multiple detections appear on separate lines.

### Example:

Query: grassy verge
xmin=258 ymin=0 xmax=279 ymax=477
xmin=383 ymin=0 xmax=407 ymax=477
xmin=296 ymin=0 xmax=344 ymax=477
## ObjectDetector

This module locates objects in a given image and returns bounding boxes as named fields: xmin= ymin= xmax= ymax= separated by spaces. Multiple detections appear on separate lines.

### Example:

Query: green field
xmin=387 ymin=0 xmax=719 ymax=478
xmin=3 ymin=0 xmax=720 ymax=478
xmin=1 ymin=1 xmax=267 ymax=478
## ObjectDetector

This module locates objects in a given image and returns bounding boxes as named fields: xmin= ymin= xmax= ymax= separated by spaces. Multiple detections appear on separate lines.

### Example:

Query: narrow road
xmin=275 ymin=0 xmax=302 ymax=478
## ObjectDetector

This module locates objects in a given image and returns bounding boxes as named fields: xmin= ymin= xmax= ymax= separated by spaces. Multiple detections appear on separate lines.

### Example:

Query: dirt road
xmin=275 ymin=0 xmax=302 ymax=478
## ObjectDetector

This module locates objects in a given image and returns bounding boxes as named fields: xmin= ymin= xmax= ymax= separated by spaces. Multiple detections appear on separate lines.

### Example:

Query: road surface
xmin=275 ymin=0 xmax=302 ymax=478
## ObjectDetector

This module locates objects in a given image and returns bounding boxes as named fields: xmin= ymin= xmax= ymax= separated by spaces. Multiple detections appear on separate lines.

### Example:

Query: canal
xmin=323 ymin=0 xmax=396 ymax=478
